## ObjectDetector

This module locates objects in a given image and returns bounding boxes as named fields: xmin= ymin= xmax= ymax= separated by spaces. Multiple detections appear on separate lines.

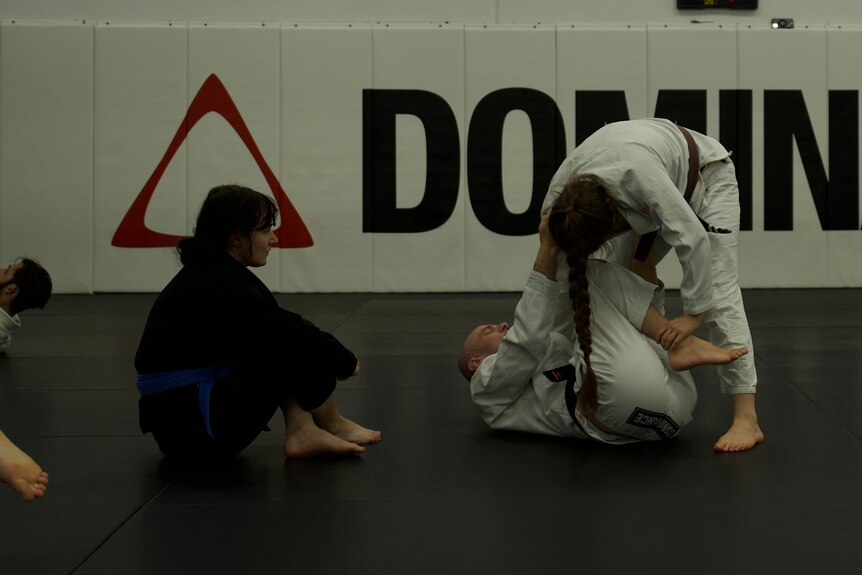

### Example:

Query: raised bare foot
xmin=284 ymin=425 xmax=365 ymax=458
xmin=714 ymin=418 xmax=765 ymax=452
xmin=0 ymin=433 xmax=49 ymax=502
xmin=668 ymin=335 xmax=748 ymax=371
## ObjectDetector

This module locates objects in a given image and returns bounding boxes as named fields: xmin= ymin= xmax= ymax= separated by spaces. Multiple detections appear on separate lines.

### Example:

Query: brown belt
xmin=633 ymin=124 xmax=700 ymax=262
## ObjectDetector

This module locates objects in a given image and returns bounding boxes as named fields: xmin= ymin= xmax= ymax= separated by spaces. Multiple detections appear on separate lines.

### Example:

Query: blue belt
xmin=137 ymin=365 xmax=235 ymax=438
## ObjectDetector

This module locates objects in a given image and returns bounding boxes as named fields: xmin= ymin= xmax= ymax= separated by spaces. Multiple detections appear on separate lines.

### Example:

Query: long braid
xmin=566 ymin=248 xmax=599 ymax=413
xmin=547 ymin=175 xmax=624 ymax=415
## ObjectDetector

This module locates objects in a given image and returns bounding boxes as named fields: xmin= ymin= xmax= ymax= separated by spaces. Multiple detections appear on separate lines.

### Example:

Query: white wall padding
xmin=0 ymin=22 xmax=94 ymax=293
xmin=279 ymin=24 xmax=374 ymax=293
xmin=825 ymin=26 xmax=862 ymax=288
xmin=737 ymin=25 xmax=828 ymax=288
xmin=368 ymin=24 xmax=466 ymax=291
xmin=0 ymin=22 xmax=860 ymax=292
xmin=187 ymin=23 xmax=282 ymax=290
xmin=464 ymin=25 xmax=557 ymax=291
xmin=93 ymin=23 xmax=188 ymax=292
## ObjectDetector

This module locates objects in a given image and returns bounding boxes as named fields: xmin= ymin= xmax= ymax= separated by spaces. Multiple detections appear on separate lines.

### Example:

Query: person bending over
xmin=135 ymin=185 xmax=380 ymax=460
xmin=543 ymin=118 xmax=762 ymax=452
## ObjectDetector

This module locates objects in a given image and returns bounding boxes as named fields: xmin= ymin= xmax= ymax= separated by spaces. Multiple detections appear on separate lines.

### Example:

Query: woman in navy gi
xmin=135 ymin=185 xmax=381 ymax=459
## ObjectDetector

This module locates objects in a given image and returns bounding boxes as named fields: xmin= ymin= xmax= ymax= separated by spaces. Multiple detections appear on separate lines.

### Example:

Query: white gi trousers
xmin=570 ymin=261 xmax=698 ymax=441
xmin=696 ymin=160 xmax=757 ymax=394
xmin=585 ymin=160 xmax=757 ymax=396
xmin=641 ymin=160 xmax=756 ymax=395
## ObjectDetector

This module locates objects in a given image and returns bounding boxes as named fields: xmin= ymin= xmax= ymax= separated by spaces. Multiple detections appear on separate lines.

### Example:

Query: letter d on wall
xmin=363 ymin=89 xmax=460 ymax=232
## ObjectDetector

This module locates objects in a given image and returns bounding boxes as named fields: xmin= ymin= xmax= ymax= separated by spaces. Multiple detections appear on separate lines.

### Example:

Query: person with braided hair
xmin=459 ymin=213 xmax=748 ymax=444
xmin=542 ymin=118 xmax=762 ymax=452
xmin=543 ymin=174 xmax=628 ymax=417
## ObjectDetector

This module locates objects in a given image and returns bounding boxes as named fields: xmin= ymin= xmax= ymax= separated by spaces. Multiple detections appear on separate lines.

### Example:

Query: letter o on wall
xmin=467 ymin=88 xmax=566 ymax=236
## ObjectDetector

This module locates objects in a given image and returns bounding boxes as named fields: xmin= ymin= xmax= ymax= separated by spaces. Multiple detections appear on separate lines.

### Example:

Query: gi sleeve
xmin=470 ymin=271 xmax=560 ymax=424
xmin=278 ymin=310 xmax=358 ymax=381
xmin=0 ymin=310 xmax=20 ymax=354
xmin=226 ymin=275 xmax=358 ymax=382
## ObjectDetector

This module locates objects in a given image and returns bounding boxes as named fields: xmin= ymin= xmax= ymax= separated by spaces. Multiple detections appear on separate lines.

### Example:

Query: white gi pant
xmin=697 ymin=160 xmax=757 ymax=395
xmin=569 ymin=261 xmax=698 ymax=442
xmin=590 ymin=160 xmax=757 ymax=396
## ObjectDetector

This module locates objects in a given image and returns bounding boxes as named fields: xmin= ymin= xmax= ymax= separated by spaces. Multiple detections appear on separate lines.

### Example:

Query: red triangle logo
xmin=112 ymin=73 xmax=313 ymax=248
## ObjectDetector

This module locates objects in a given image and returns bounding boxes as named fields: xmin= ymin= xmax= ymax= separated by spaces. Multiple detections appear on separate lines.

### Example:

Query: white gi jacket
xmin=542 ymin=118 xmax=731 ymax=316
xmin=470 ymin=271 xmax=588 ymax=439
xmin=0 ymin=307 xmax=21 ymax=353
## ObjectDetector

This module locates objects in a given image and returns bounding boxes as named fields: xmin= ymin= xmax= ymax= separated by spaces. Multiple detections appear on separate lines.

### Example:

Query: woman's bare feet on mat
xmin=668 ymin=335 xmax=748 ymax=371
xmin=0 ymin=432 xmax=49 ymax=502
xmin=283 ymin=400 xmax=365 ymax=458
xmin=282 ymin=396 xmax=381 ymax=457
xmin=284 ymin=425 xmax=365 ymax=458
xmin=309 ymin=395 xmax=382 ymax=446
xmin=321 ymin=416 xmax=382 ymax=446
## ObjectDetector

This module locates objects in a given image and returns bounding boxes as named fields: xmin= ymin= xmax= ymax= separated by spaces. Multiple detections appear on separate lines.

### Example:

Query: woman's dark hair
xmin=546 ymin=175 xmax=624 ymax=415
xmin=177 ymin=185 xmax=278 ymax=265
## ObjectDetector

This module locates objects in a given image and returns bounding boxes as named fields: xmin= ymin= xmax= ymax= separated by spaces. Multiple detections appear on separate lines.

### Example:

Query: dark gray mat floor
xmin=1 ymin=289 xmax=860 ymax=574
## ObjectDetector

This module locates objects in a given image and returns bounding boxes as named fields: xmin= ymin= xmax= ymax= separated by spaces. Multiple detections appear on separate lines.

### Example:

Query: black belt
xmin=633 ymin=124 xmax=699 ymax=262
xmin=544 ymin=363 xmax=589 ymax=435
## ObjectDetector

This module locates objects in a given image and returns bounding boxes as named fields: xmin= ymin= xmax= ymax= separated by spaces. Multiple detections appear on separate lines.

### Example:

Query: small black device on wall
xmin=678 ymin=0 xmax=758 ymax=8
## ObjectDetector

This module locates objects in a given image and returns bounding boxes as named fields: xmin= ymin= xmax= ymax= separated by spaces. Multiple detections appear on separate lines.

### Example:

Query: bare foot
xmin=284 ymin=425 xmax=365 ymax=458
xmin=0 ymin=432 xmax=49 ymax=502
xmin=308 ymin=395 xmax=381 ymax=445
xmin=668 ymin=335 xmax=748 ymax=371
xmin=319 ymin=415 xmax=382 ymax=446
xmin=714 ymin=418 xmax=764 ymax=452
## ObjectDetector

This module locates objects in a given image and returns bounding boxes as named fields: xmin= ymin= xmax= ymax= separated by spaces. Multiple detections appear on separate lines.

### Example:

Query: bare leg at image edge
xmin=0 ymin=430 xmax=49 ymax=502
